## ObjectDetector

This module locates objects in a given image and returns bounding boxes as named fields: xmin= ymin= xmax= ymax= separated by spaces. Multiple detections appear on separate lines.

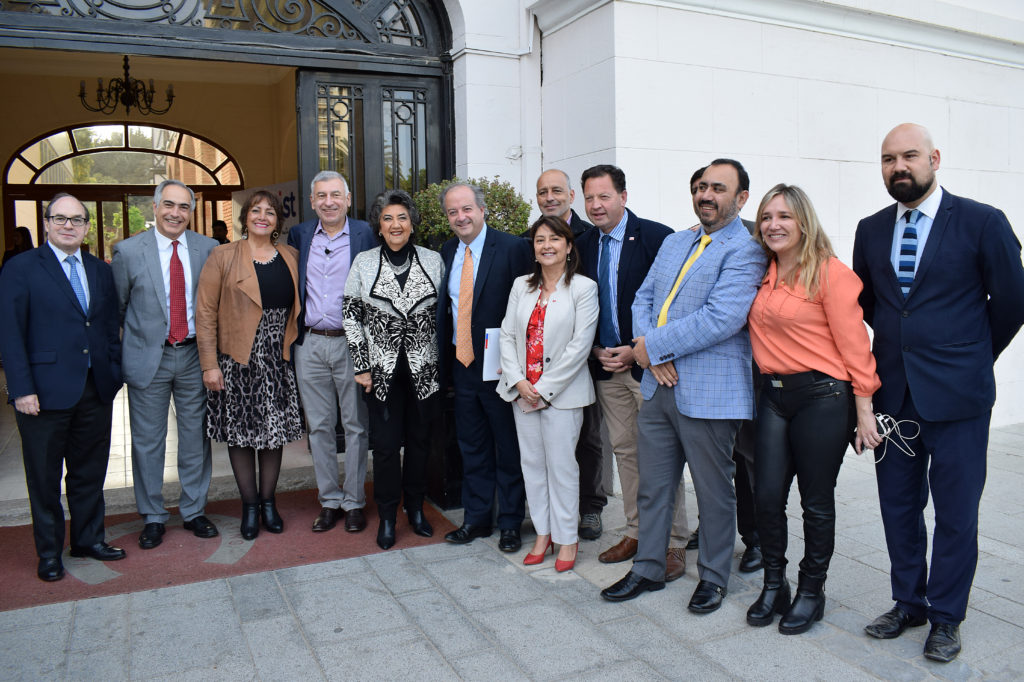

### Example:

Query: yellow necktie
xmin=456 ymin=248 xmax=475 ymax=367
xmin=657 ymin=235 xmax=712 ymax=327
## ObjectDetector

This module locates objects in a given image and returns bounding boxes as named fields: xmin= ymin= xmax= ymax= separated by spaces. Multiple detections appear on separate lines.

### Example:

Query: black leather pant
xmin=754 ymin=372 xmax=854 ymax=580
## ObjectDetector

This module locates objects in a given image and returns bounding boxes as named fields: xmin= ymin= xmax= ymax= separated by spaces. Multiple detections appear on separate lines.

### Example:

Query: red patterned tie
xmin=168 ymin=240 xmax=188 ymax=344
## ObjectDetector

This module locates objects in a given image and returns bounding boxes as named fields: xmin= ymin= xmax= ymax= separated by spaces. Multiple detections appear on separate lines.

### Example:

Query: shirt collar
xmin=604 ymin=210 xmax=629 ymax=242
xmin=897 ymin=186 xmax=943 ymax=223
xmin=315 ymin=218 xmax=349 ymax=238
xmin=460 ymin=223 xmax=488 ymax=254
xmin=154 ymin=228 xmax=188 ymax=249
xmin=47 ymin=240 xmax=82 ymax=263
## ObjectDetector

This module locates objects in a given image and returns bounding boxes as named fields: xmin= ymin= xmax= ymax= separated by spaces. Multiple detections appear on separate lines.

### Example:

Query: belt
xmin=165 ymin=336 xmax=197 ymax=348
xmin=307 ymin=327 xmax=345 ymax=337
xmin=765 ymin=370 xmax=837 ymax=390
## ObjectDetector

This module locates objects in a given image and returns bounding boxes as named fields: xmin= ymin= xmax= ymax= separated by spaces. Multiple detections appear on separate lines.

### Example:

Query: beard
xmin=698 ymin=197 xmax=740 ymax=230
xmin=886 ymin=170 xmax=934 ymax=204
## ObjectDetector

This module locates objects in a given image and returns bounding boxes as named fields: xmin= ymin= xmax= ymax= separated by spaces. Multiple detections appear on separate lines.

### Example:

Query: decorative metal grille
xmin=316 ymin=83 xmax=364 ymax=215
xmin=375 ymin=0 xmax=423 ymax=47
xmin=382 ymin=87 xmax=426 ymax=193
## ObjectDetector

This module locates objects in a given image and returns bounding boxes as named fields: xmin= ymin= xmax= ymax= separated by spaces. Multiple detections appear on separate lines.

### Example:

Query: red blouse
xmin=525 ymin=293 xmax=548 ymax=384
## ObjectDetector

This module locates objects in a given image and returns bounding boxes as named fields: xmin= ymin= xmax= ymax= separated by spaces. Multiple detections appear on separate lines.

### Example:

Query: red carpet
xmin=0 ymin=487 xmax=455 ymax=612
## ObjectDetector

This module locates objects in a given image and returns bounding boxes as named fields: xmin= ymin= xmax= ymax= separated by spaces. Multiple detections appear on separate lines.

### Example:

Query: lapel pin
xmin=629 ymin=236 xmax=635 ymax=241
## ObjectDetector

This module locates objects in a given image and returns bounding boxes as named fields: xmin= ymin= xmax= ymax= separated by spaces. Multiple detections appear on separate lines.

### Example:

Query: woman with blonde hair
xmin=746 ymin=183 xmax=882 ymax=634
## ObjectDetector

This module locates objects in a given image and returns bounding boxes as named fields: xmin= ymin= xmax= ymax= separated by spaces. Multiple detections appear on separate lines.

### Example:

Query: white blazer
xmin=497 ymin=272 xmax=599 ymax=409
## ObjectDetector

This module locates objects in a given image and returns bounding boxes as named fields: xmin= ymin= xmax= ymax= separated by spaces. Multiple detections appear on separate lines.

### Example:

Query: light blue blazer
xmin=497 ymin=273 xmax=599 ymax=409
xmin=632 ymin=217 xmax=768 ymax=420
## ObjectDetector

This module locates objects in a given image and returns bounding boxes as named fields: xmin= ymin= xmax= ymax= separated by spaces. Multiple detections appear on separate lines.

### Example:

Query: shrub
xmin=412 ymin=176 xmax=531 ymax=249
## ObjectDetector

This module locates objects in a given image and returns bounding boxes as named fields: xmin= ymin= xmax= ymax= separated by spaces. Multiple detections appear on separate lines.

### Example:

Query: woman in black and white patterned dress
xmin=196 ymin=190 xmax=303 ymax=540
xmin=343 ymin=189 xmax=444 ymax=550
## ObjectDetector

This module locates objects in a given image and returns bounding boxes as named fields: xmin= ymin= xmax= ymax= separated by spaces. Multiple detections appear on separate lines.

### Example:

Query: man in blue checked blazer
xmin=600 ymin=159 xmax=767 ymax=612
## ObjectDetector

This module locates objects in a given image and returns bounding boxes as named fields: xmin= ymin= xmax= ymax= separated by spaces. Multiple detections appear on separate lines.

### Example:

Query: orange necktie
xmin=456 ymin=248 xmax=475 ymax=367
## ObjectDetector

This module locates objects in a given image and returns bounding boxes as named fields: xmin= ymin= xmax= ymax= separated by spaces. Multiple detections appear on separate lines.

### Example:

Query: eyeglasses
xmin=47 ymin=215 xmax=88 ymax=227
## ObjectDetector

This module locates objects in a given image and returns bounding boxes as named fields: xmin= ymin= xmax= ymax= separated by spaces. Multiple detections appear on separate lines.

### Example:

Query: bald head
xmin=881 ymin=123 xmax=940 ymax=207
xmin=536 ymin=169 xmax=575 ymax=221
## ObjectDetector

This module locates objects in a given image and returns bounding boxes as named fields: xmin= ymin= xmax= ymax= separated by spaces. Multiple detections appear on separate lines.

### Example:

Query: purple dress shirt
xmin=304 ymin=220 xmax=351 ymax=331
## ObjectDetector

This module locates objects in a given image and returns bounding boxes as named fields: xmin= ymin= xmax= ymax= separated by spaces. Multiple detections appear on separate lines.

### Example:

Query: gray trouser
xmin=294 ymin=333 xmax=368 ymax=510
xmin=633 ymin=385 xmax=740 ymax=587
xmin=128 ymin=343 xmax=212 ymax=524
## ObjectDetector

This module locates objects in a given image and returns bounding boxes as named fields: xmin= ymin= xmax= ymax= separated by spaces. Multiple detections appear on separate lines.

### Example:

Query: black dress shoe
xmin=444 ymin=523 xmax=493 ymax=544
xmin=688 ymin=580 xmax=727 ymax=614
xmin=69 ymin=542 xmax=126 ymax=561
xmin=312 ymin=507 xmax=343 ymax=532
xmin=738 ymin=544 xmax=763 ymax=573
xmin=241 ymin=503 xmax=260 ymax=540
xmin=344 ymin=508 xmax=367 ymax=533
xmin=686 ymin=528 xmax=700 ymax=551
xmin=260 ymin=499 xmax=284 ymax=533
xmin=377 ymin=519 xmax=397 ymax=550
xmin=924 ymin=623 xmax=961 ymax=663
xmin=498 ymin=528 xmax=521 ymax=553
xmin=138 ymin=522 xmax=166 ymax=549
xmin=183 ymin=515 xmax=219 ymax=538
xmin=864 ymin=605 xmax=927 ymax=639
xmin=37 ymin=557 xmax=64 ymax=582
xmin=406 ymin=508 xmax=433 ymax=537
xmin=601 ymin=571 xmax=665 ymax=602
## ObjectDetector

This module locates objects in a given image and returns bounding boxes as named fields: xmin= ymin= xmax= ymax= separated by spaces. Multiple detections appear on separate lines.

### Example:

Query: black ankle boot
xmin=377 ymin=518 xmax=397 ymax=550
xmin=260 ymin=498 xmax=284 ymax=533
xmin=779 ymin=574 xmax=825 ymax=634
xmin=747 ymin=567 xmax=791 ymax=626
xmin=241 ymin=503 xmax=260 ymax=540
xmin=406 ymin=508 xmax=433 ymax=537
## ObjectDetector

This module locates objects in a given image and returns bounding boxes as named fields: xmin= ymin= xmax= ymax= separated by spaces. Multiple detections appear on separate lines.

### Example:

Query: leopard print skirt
xmin=207 ymin=307 xmax=304 ymax=449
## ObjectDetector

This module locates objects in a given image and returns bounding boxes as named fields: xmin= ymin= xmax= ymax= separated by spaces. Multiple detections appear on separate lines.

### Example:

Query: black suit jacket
xmin=575 ymin=209 xmax=673 ymax=381
xmin=437 ymin=227 xmax=532 ymax=385
xmin=852 ymin=189 xmax=1024 ymax=422
xmin=0 ymin=244 xmax=122 ymax=409
xmin=569 ymin=209 xmax=594 ymax=237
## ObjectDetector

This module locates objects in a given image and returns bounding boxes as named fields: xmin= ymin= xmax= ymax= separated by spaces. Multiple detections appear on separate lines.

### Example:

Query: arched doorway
xmin=4 ymin=122 xmax=243 ymax=260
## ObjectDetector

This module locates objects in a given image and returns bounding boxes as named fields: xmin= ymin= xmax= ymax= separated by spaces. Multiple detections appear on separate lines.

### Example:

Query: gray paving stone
xmin=473 ymin=600 xmax=631 ymax=679
xmin=365 ymin=549 xmax=436 ymax=595
xmin=421 ymin=553 xmax=544 ymax=612
xmin=574 ymin=659 xmax=669 ymax=680
xmin=228 ymin=571 xmax=290 ymax=622
xmin=284 ymin=571 xmax=411 ymax=646
xmin=243 ymin=614 xmax=324 ymax=681
xmin=129 ymin=594 xmax=253 ymax=678
xmin=315 ymin=627 xmax=457 ymax=682
xmin=396 ymin=588 xmax=491 ymax=659
xmin=535 ymin=568 xmax=643 ymax=625
xmin=973 ymin=641 xmax=1024 ymax=681
xmin=68 ymin=593 xmax=129 ymax=652
xmin=0 ymin=600 xmax=73 ymax=631
xmin=447 ymin=648 xmax=530 ymax=682
xmin=820 ymin=630 xmax=931 ymax=681
xmin=0 ymin=620 xmax=70 ymax=680
xmin=274 ymin=555 xmax=368 ymax=586
xmin=66 ymin=645 xmax=130 ymax=681
xmin=129 ymin=576 xmax=231 ymax=609
xmin=953 ymin=610 xmax=1024 ymax=665
xmin=596 ymin=614 xmax=735 ymax=680
xmin=402 ymin=537 xmax=489 ymax=564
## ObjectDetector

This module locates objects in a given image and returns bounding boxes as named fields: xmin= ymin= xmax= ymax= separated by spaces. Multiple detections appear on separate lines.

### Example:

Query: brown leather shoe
xmin=665 ymin=547 xmax=687 ymax=582
xmin=598 ymin=536 xmax=638 ymax=564
xmin=312 ymin=507 xmax=343 ymax=532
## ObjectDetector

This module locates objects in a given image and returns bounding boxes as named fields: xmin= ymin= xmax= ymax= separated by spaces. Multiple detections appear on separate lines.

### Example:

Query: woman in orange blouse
xmin=746 ymin=184 xmax=883 ymax=635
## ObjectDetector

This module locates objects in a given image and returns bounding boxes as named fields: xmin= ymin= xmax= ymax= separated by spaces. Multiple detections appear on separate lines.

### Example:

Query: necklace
xmin=253 ymin=250 xmax=278 ymax=265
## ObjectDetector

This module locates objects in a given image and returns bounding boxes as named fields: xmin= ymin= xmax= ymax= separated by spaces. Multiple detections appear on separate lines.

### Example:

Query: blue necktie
xmin=597 ymin=234 xmax=618 ymax=347
xmin=897 ymin=209 xmax=920 ymax=297
xmin=66 ymin=254 xmax=88 ymax=315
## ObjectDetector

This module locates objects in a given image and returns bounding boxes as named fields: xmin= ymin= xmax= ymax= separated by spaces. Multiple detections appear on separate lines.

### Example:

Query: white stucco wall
xmin=450 ymin=0 xmax=1024 ymax=425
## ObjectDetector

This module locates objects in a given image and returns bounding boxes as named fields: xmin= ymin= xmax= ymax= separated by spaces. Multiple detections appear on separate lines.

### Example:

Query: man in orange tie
xmin=600 ymin=160 xmax=767 ymax=613
xmin=436 ymin=183 xmax=532 ymax=551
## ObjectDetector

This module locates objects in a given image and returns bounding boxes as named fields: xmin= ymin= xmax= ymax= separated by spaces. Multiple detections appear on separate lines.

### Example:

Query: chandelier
xmin=79 ymin=56 xmax=175 ymax=116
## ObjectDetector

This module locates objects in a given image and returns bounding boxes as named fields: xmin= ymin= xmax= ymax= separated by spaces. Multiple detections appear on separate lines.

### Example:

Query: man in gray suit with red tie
xmin=0 ymin=193 xmax=125 ymax=581
xmin=854 ymin=123 xmax=1024 ymax=662
xmin=112 ymin=180 xmax=220 ymax=550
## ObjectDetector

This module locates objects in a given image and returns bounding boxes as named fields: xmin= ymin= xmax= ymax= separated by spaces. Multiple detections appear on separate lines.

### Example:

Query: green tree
xmin=412 ymin=176 xmax=531 ymax=249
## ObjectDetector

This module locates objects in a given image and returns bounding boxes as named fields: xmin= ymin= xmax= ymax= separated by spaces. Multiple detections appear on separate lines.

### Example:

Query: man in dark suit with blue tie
xmin=0 ymin=193 xmax=126 ymax=582
xmin=437 ymin=182 xmax=532 ymax=552
xmin=853 ymin=123 xmax=1024 ymax=663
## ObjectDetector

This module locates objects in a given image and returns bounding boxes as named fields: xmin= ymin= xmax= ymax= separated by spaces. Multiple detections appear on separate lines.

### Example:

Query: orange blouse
xmin=748 ymin=257 xmax=880 ymax=397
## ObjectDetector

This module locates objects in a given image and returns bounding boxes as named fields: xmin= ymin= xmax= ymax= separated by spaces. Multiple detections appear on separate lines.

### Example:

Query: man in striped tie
xmin=0 ymin=193 xmax=125 ymax=581
xmin=854 ymin=123 xmax=1024 ymax=663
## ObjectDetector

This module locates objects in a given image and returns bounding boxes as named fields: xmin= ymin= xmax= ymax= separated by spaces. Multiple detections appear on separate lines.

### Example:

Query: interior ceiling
xmin=0 ymin=47 xmax=292 ymax=85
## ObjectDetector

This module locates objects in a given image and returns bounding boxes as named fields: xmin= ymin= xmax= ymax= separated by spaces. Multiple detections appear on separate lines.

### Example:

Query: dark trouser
xmin=755 ymin=372 xmax=854 ymax=580
xmin=733 ymin=418 xmax=758 ymax=547
xmin=16 ymin=372 xmax=113 ymax=559
xmin=367 ymin=353 xmax=438 ymax=521
xmin=452 ymin=361 xmax=525 ymax=530
xmin=876 ymin=389 xmax=989 ymax=625
xmin=575 ymin=401 xmax=607 ymax=515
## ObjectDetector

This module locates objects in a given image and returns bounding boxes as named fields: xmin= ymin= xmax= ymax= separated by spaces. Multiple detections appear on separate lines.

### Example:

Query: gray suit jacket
xmin=112 ymin=228 xmax=219 ymax=389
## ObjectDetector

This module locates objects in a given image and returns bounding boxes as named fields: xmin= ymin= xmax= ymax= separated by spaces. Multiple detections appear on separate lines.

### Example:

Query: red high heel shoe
xmin=523 ymin=538 xmax=554 ymax=565
xmin=555 ymin=543 xmax=578 ymax=572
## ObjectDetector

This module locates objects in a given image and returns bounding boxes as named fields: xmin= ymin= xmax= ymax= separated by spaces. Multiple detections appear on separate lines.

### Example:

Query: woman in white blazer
xmin=498 ymin=215 xmax=599 ymax=571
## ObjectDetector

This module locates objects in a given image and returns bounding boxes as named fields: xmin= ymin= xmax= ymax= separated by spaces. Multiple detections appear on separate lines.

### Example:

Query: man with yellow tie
xmin=600 ymin=159 xmax=768 ymax=613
